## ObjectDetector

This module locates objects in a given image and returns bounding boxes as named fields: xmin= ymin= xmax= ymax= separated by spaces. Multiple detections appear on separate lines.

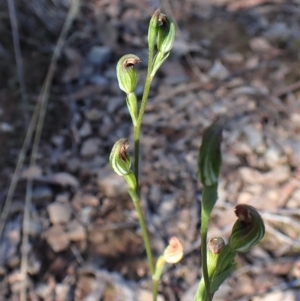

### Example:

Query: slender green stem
xmin=130 ymin=191 xmax=155 ymax=275
xmin=152 ymin=279 xmax=159 ymax=301
xmin=133 ymin=127 xmax=140 ymax=186
xmin=131 ymin=27 xmax=156 ymax=296
xmin=201 ymin=194 xmax=211 ymax=301
xmin=131 ymin=42 xmax=155 ymax=279
xmin=133 ymin=43 xmax=154 ymax=186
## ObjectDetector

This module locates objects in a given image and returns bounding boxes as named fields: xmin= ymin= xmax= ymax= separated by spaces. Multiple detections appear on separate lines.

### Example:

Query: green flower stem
xmin=152 ymin=279 xmax=159 ymax=301
xmin=128 ymin=188 xmax=155 ymax=275
xmin=200 ymin=185 xmax=218 ymax=301
xmin=133 ymin=37 xmax=155 ymax=186
xmin=201 ymin=205 xmax=211 ymax=301
xmin=152 ymin=256 xmax=165 ymax=301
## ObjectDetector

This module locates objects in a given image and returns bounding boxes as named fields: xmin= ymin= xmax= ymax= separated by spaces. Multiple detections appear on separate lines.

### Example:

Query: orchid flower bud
xmin=207 ymin=237 xmax=225 ymax=278
xmin=229 ymin=204 xmax=265 ymax=253
xmin=109 ymin=139 xmax=131 ymax=176
xmin=209 ymin=244 xmax=237 ymax=295
xmin=148 ymin=9 xmax=160 ymax=53
xmin=116 ymin=54 xmax=141 ymax=94
xmin=163 ymin=237 xmax=183 ymax=264
xmin=150 ymin=13 xmax=175 ymax=77
xmin=195 ymin=238 xmax=226 ymax=300
xmin=157 ymin=13 xmax=176 ymax=54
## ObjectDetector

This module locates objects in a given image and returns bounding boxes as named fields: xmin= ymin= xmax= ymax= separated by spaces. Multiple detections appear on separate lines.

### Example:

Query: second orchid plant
xmin=109 ymin=9 xmax=265 ymax=301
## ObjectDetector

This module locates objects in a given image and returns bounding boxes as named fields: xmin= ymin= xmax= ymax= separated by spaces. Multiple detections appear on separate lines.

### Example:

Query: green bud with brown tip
xmin=157 ymin=13 xmax=176 ymax=53
xmin=207 ymin=237 xmax=225 ymax=277
xmin=148 ymin=9 xmax=161 ymax=53
xmin=109 ymin=139 xmax=131 ymax=176
xmin=229 ymin=204 xmax=265 ymax=253
xmin=116 ymin=54 xmax=141 ymax=94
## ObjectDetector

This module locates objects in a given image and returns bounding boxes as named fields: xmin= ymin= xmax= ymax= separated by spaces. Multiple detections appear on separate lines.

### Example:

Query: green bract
xmin=229 ymin=204 xmax=265 ymax=253
xmin=109 ymin=139 xmax=131 ymax=176
xmin=116 ymin=54 xmax=141 ymax=94
xmin=126 ymin=92 xmax=138 ymax=126
xmin=151 ymin=51 xmax=170 ymax=78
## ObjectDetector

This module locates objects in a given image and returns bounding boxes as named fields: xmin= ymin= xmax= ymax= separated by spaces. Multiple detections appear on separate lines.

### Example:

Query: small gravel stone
xmin=221 ymin=52 xmax=244 ymax=64
xmin=47 ymin=202 xmax=72 ymax=224
xmin=67 ymin=220 xmax=86 ymax=241
xmin=85 ymin=108 xmax=103 ymax=121
xmin=158 ymin=195 xmax=176 ymax=219
xmin=97 ymin=167 xmax=127 ymax=197
xmin=43 ymin=225 xmax=70 ymax=252
xmin=32 ymin=186 xmax=53 ymax=202
xmin=50 ymin=172 xmax=79 ymax=188
xmin=87 ymin=46 xmax=111 ymax=67
xmin=55 ymin=283 xmax=71 ymax=301
xmin=28 ymin=220 xmax=43 ymax=236
xmin=82 ymin=194 xmax=99 ymax=207
xmin=137 ymin=289 xmax=164 ymax=301
xmin=21 ymin=166 xmax=42 ymax=179
xmin=208 ymin=60 xmax=229 ymax=80
xmin=249 ymin=37 xmax=272 ymax=53
xmin=242 ymin=124 xmax=264 ymax=150
xmin=79 ymin=121 xmax=92 ymax=137
xmin=80 ymin=138 xmax=101 ymax=157
xmin=36 ymin=283 xmax=52 ymax=299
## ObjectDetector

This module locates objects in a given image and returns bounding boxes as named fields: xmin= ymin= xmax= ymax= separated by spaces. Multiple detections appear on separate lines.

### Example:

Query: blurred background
xmin=0 ymin=0 xmax=299 ymax=300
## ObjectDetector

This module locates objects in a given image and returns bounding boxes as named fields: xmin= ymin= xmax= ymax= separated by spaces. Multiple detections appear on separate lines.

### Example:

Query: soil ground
xmin=0 ymin=0 xmax=300 ymax=300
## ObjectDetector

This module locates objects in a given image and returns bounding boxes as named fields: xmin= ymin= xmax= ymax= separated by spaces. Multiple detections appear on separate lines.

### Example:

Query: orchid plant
xmin=109 ymin=9 xmax=265 ymax=301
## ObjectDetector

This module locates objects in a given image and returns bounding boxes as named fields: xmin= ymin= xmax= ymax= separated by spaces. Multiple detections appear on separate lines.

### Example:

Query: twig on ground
xmin=228 ymin=0 xmax=269 ymax=12
xmin=152 ymin=61 xmax=277 ymax=103
xmin=70 ymin=244 xmax=84 ymax=264
xmin=0 ymin=91 xmax=41 ymax=241
xmin=19 ymin=1 xmax=80 ymax=300
xmin=260 ymin=212 xmax=297 ymax=224
xmin=7 ymin=0 xmax=29 ymax=127
xmin=265 ymin=224 xmax=300 ymax=249
xmin=274 ymin=80 xmax=300 ymax=97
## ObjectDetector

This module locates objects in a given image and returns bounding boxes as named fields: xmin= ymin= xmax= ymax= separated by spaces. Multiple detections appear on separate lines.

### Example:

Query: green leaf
xmin=198 ymin=120 xmax=224 ymax=187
